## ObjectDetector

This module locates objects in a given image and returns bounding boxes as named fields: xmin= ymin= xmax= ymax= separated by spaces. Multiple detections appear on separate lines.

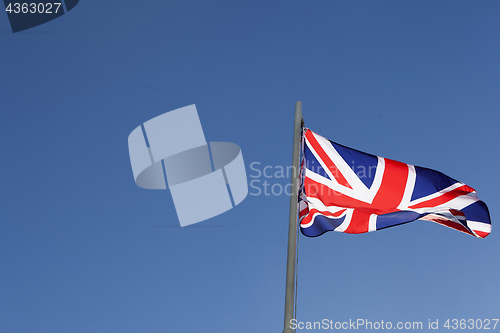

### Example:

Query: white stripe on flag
xmin=397 ymin=164 xmax=416 ymax=210
xmin=468 ymin=221 xmax=491 ymax=233
xmin=368 ymin=214 xmax=377 ymax=232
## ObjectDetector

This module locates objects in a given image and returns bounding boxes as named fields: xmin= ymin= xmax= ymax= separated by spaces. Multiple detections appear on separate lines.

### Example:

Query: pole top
xmin=295 ymin=101 xmax=304 ymax=128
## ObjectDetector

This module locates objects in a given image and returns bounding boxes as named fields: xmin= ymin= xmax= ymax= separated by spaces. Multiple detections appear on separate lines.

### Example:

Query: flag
xmin=298 ymin=128 xmax=491 ymax=238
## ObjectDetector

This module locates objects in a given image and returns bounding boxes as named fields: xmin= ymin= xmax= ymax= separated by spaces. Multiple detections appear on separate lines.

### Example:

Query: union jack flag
xmin=299 ymin=128 xmax=491 ymax=238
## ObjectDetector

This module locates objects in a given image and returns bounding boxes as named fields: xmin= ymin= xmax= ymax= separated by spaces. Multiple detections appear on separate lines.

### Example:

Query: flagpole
xmin=283 ymin=101 xmax=303 ymax=333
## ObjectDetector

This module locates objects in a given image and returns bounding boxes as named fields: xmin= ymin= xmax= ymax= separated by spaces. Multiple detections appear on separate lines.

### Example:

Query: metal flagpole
xmin=283 ymin=101 xmax=303 ymax=333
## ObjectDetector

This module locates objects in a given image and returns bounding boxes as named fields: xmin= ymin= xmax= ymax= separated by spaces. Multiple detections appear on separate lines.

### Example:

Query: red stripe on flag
xmin=421 ymin=216 xmax=475 ymax=237
xmin=343 ymin=158 xmax=407 ymax=233
xmin=304 ymin=177 xmax=367 ymax=208
xmin=344 ymin=209 xmax=371 ymax=233
xmin=299 ymin=205 xmax=309 ymax=219
xmin=370 ymin=158 xmax=409 ymax=212
xmin=409 ymin=185 xmax=476 ymax=209
xmin=474 ymin=230 xmax=490 ymax=238
xmin=305 ymin=130 xmax=352 ymax=189
xmin=300 ymin=208 xmax=347 ymax=227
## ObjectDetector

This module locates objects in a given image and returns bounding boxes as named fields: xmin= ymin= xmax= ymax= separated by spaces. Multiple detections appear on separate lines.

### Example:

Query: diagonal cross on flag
xmin=299 ymin=129 xmax=491 ymax=238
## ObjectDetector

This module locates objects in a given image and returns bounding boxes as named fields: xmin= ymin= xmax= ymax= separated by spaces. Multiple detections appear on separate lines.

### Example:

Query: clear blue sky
xmin=1 ymin=1 xmax=499 ymax=332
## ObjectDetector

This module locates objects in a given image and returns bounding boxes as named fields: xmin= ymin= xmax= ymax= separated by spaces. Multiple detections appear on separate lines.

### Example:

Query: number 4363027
xmin=5 ymin=3 xmax=62 ymax=14
xmin=443 ymin=319 xmax=498 ymax=330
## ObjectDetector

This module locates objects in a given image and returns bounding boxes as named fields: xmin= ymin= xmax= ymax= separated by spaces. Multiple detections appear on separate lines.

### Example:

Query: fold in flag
xmin=299 ymin=129 xmax=491 ymax=238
